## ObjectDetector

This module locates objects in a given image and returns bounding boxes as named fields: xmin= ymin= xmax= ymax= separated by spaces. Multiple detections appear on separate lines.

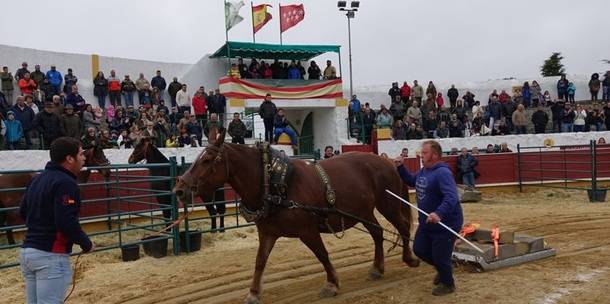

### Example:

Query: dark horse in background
xmin=0 ymin=146 xmax=111 ymax=245
xmin=128 ymin=137 xmax=226 ymax=231
xmin=173 ymin=128 xmax=420 ymax=304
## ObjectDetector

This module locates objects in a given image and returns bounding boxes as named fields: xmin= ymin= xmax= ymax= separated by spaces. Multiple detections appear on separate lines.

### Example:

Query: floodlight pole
xmin=346 ymin=11 xmax=354 ymax=98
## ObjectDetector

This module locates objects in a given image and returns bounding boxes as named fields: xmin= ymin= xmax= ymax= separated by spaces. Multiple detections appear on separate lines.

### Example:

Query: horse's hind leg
xmin=6 ymin=229 xmax=15 ymax=245
xmin=245 ymin=232 xmax=277 ymax=304
xmin=217 ymin=203 xmax=226 ymax=232
xmin=362 ymin=216 xmax=385 ymax=280
xmin=376 ymin=196 xmax=420 ymax=268
xmin=299 ymin=231 xmax=339 ymax=298
xmin=204 ymin=204 xmax=218 ymax=232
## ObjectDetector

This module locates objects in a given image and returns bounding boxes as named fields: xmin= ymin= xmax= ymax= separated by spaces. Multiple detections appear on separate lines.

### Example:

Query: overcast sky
xmin=1 ymin=0 xmax=608 ymax=86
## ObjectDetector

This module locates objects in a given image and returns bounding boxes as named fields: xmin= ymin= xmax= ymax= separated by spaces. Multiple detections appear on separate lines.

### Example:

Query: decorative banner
xmin=225 ymin=0 xmax=245 ymax=31
xmin=252 ymin=4 xmax=273 ymax=33
xmin=219 ymin=77 xmax=343 ymax=99
xmin=280 ymin=4 xmax=305 ymax=33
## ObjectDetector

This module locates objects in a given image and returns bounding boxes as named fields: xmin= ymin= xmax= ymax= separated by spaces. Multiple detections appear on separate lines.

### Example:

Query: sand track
xmin=2 ymin=188 xmax=610 ymax=304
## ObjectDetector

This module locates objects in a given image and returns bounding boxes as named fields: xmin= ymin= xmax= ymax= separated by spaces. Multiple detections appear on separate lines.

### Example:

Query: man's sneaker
xmin=432 ymin=283 xmax=455 ymax=296
xmin=433 ymin=274 xmax=441 ymax=285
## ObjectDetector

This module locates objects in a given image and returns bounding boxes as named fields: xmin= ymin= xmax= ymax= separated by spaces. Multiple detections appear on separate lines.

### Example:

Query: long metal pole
xmin=347 ymin=13 xmax=354 ymax=98
xmin=385 ymin=189 xmax=485 ymax=253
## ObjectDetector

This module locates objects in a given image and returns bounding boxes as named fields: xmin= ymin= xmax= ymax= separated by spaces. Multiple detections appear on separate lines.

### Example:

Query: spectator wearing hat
xmin=45 ymin=65 xmax=63 ymax=96
xmin=60 ymin=104 xmax=82 ymax=140
xmin=63 ymin=68 xmax=78 ymax=95
xmin=4 ymin=110 xmax=23 ymax=150
xmin=15 ymin=62 xmax=30 ymax=81
xmin=34 ymin=102 xmax=62 ymax=149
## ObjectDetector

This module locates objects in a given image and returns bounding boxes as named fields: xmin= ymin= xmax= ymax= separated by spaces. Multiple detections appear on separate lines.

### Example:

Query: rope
xmin=64 ymin=253 xmax=83 ymax=303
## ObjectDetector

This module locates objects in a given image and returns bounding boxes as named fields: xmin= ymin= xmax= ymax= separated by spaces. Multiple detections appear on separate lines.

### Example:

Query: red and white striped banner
xmin=219 ymin=77 xmax=343 ymax=99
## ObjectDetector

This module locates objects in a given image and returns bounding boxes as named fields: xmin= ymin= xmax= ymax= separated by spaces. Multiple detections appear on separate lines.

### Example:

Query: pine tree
xmin=540 ymin=52 xmax=566 ymax=77
xmin=603 ymin=59 xmax=610 ymax=65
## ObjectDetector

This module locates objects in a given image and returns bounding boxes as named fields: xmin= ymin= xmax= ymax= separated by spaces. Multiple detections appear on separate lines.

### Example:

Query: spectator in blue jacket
xmin=151 ymin=70 xmax=167 ymax=101
xmin=394 ymin=140 xmax=463 ymax=296
xmin=4 ymin=110 xmax=23 ymax=149
xmin=287 ymin=61 xmax=301 ymax=79
xmin=45 ymin=65 xmax=63 ymax=95
xmin=557 ymin=75 xmax=569 ymax=102
xmin=11 ymin=96 xmax=35 ymax=148
xmin=273 ymin=108 xmax=297 ymax=146
xmin=20 ymin=137 xmax=94 ymax=303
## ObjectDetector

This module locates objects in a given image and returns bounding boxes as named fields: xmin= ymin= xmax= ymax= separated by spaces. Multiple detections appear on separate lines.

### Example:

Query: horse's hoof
xmin=319 ymin=282 xmax=338 ymax=298
xmin=244 ymin=294 xmax=261 ymax=304
xmin=368 ymin=267 xmax=384 ymax=280
xmin=405 ymin=257 xmax=420 ymax=268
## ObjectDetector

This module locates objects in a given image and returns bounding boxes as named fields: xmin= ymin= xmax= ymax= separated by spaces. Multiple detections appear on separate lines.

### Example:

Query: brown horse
xmin=0 ymin=147 xmax=110 ymax=245
xmin=173 ymin=129 xmax=420 ymax=304
xmin=128 ymin=137 xmax=226 ymax=231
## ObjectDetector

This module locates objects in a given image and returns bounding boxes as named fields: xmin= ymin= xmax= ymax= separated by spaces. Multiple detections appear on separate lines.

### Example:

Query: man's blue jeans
xmin=273 ymin=127 xmax=297 ymax=145
xmin=122 ymin=92 xmax=134 ymax=107
xmin=561 ymin=123 xmax=573 ymax=133
xmin=20 ymin=248 xmax=72 ymax=304
xmin=462 ymin=172 xmax=475 ymax=188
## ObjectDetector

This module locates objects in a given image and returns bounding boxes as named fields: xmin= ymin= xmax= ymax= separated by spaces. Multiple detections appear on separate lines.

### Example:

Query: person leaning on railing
xmin=228 ymin=112 xmax=247 ymax=144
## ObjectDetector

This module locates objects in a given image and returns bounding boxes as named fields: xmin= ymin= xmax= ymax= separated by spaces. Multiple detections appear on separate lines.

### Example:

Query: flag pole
xmin=279 ymin=3 xmax=283 ymax=45
xmin=224 ymin=0 xmax=231 ymax=66
xmin=251 ymin=1 xmax=256 ymax=43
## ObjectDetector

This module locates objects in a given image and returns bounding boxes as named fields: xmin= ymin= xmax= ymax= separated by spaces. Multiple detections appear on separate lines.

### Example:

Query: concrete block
xmin=455 ymin=242 xmax=518 ymax=262
xmin=514 ymin=235 xmax=545 ymax=253
xmin=471 ymin=229 xmax=515 ymax=244
xmin=457 ymin=185 xmax=482 ymax=203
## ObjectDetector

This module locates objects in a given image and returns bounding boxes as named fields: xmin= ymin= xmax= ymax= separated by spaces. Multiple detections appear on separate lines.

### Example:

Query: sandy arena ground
xmin=2 ymin=187 xmax=610 ymax=304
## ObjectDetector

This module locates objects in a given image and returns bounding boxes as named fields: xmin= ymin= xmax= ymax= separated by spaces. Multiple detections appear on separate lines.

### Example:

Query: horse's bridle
xmin=188 ymin=144 xmax=229 ymax=194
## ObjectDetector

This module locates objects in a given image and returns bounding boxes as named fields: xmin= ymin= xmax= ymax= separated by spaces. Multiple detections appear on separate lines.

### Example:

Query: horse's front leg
xmin=299 ymin=231 xmax=339 ymax=298
xmin=245 ymin=232 xmax=277 ymax=304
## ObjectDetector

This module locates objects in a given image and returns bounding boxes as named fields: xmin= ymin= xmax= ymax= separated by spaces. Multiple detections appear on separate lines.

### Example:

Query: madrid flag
xmin=252 ymin=4 xmax=272 ymax=33
xmin=280 ymin=4 xmax=305 ymax=33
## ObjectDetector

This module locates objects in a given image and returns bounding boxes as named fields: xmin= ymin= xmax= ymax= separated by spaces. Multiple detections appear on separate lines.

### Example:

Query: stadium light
xmin=337 ymin=1 xmax=360 ymax=97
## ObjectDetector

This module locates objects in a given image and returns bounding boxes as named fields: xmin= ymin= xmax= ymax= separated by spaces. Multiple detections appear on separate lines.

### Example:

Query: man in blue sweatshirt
xmin=394 ymin=140 xmax=463 ymax=296
xmin=20 ymin=136 xmax=95 ymax=303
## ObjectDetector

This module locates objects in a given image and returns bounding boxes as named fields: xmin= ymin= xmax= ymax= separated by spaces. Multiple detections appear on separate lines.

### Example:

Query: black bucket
xmin=587 ymin=189 xmax=607 ymax=203
xmin=142 ymin=235 xmax=168 ymax=258
xmin=179 ymin=230 xmax=203 ymax=253
xmin=121 ymin=244 xmax=140 ymax=262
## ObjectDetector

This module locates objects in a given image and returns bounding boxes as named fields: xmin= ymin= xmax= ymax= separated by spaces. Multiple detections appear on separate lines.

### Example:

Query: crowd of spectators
xmin=0 ymin=62 xmax=237 ymax=150
xmin=229 ymin=58 xmax=337 ymax=80
xmin=349 ymin=73 xmax=610 ymax=144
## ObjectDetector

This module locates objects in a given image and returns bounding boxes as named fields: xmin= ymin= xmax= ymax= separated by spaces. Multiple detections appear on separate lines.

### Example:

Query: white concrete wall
xmin=377 ymin=131 xmax=610 ymax=158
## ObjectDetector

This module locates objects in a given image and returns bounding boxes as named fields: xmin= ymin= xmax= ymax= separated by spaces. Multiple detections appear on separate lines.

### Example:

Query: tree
xmin=602 ymin=59 xmax=610 ymax=65
xmin=540 ymin=52 xmax=566 ymax=77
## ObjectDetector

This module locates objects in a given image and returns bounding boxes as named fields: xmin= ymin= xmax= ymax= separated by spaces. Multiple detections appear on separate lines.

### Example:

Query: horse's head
xmin=173 ymin=128 xmax=228 ymax=203
xmin=85 ymin=146 xmax=111 ymax=179
xmin=128 ymin=136 xmax=152 ymax=164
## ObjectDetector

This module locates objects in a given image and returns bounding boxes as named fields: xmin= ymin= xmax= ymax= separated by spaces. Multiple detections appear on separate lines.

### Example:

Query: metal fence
xmin=516 ymin=140 xmax=610 ymax=202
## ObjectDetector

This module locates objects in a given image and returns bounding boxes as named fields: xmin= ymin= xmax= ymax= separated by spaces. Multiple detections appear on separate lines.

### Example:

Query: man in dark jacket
xmin=557 ymin=75 xmax=569 ymax=102
xmin=487 ymin=96 xmax=503 ymax=128
xmin=604 ymin=101 xmax=610 ymax=131
xmin=228 ymin=112 xmax=247 ymax=144
xmin=272 ymin=109 xmax=297 ymax=146
xmin=447 ymin=85 xmax=459 ymax=108
xmin=395 ymin=141 xmax=463 ymax=296
xmin=531 ymin=105 xmax=549 ymax=134
xmin=61 ymin=104 xmax=82 ymax=139
xmin=456 ymin=147 xmax=479 ymax=190
xmin=167 ymin=77 xmax=182 ymax=107
xmin=12 ymin=96 xmax=35 ymax=148
xmin=151 ymin=70 xmax=167 ymax=100
xmin=550 ymin=99 xmax=564 ymax=133
xmin=388 ymin=82 xmax=400 ymax=103
xmin=34 ymin=102 xmax=62 ymax=149
xmin=258 ymin=93 xmax=277 ymax=142
xmin=63 ymin=68 xmax=78 ymax=94
xmin=120 ymin=75 xmax=137 ymax=107
xmin=20 ymin=137 xmax=94 ymax=303
xmin=561 ymin=103 xmax=575 ymax=133
xmin=65 ymin=85 xmax=86 ymax=113
xmin=209 ymin=89 xmax=227 ymax=127
xmin=30 ymin=65 xmax=46 ymax=87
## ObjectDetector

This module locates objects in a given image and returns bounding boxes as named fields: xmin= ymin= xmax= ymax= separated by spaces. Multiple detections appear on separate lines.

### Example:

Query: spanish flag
xmin=252 ymin=4 xmax=272 ymax=34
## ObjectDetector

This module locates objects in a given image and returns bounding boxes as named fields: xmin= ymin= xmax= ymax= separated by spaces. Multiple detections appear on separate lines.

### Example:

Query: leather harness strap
xmin=313 ymin=162 xmax=336 ymax=206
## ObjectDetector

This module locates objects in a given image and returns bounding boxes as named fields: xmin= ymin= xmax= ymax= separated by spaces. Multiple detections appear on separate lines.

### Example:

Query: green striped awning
xmin=210 ymin=41 xmax=340 ymax=61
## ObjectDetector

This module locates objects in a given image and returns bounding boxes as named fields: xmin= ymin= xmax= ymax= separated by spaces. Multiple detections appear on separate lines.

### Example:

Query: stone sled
xmin=452 ymin=229 xmax=556 ymax=271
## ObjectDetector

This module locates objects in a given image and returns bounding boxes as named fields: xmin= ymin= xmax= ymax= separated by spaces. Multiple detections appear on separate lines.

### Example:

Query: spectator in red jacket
xmin=192 ymin=88 xmax=207 ymax=123
xmin=498 ymin=90 xmax=511 ymax=104
xmin=107 ymin=70 xmax=122 ymax=107
xmin=18 ymin=73 xmax=37 ymax=96
xmin=400 ymin=81 xmax=411 ymax=104
xmin=436 ymin=92 xmax=445 ymax=108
